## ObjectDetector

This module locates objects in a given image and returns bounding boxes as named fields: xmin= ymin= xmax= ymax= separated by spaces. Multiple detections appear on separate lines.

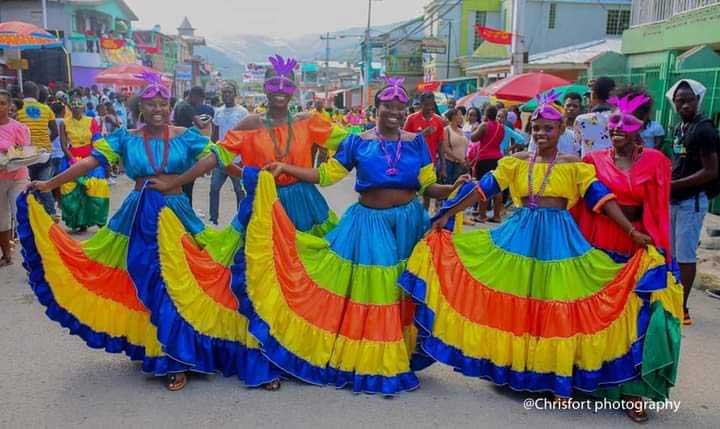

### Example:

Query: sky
xmin=124 ymin=0 xmax=429 ymax=39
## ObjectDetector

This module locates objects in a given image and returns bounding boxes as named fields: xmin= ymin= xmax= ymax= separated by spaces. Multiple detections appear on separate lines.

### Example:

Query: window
xmin=473 ymin=11 xmax=488 ymax=50
xmin=606 ymin=9 xmax=631 ymax=35
xmin=548 ymin=3 xmax=557 ymax=29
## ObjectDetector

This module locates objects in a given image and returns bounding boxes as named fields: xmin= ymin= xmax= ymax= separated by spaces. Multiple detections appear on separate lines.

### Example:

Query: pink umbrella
xmin=96 ymin=64 xmax=172 ymax=87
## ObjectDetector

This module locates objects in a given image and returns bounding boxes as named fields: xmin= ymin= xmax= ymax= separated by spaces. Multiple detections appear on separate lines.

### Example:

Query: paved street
xmin=1 ymin=174 xmax=719 ymax=428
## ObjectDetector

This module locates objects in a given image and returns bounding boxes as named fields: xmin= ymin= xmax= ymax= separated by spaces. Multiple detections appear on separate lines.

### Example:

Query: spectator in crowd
xmin=109 ymin=92 xmax=128 ymax=128
xmin=49 ymin=101 xmax=69 ymax=206
xmin=172 ymin=86 xmax=214 ymax=206
xmin=209 ymin=82 xmax=247 ymax=225
xmin=97 ymin=102 xmax=120 ymax=136
xmin=667 ymin=79 xmax=720 ymax=324
xmin=468 ymin=105 xmax=505 ymax=222
xmin=404 ymin=92 xmax=446 ymax=208
xmin=16 ymin=81 xmax=58 ymax=216
xmin=463 ymin=107 xmax=482 ymax=141
xmin=636 ymin=96 xmax=666 ymax=149
xmin=575 ymin=77 xmax=616 ymax=157
xmin=438 ymin=108 xmax=469 ymax=187
xmin=0 ymin=89 xmax=32 ymax=267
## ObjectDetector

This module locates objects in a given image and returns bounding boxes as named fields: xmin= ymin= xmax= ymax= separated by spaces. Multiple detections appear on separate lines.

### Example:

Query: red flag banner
xmin=416 ymin=81 xmax=441 ymax=93
xmin=475 ymin=25 xmax=513 ymax=45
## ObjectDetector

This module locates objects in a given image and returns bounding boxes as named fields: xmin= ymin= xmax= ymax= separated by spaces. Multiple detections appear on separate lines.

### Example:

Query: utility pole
xmin=510 ymin=0 xmax=526 ymax=75
xmin=320 ymin=32 xmax=336 ymax=105
xmin=445 ymin=20 xmax=453 ymax=79
xmin=41 ymin=0 xmax=48 ymax=28
xmin=363 ymin=1 xmax=372 ymax=108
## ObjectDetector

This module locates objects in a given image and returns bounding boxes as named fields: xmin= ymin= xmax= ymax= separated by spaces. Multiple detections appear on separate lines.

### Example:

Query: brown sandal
xmin=0 ymin=257 xmax=12 ymax=268
xmin=624 ymin=396 xmax=649 ymax=423
xmin=626 ymin=408 xmax=649 ymax=423
xmin=165 ymin=373 xmax=187 ymax=391
xmin=263 ymin=379 xmax=281 ymax=391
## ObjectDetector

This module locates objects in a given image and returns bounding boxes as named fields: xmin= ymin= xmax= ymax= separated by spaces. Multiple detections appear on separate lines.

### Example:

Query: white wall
xmin=502 ymin=0 xmax=631 ymax=54
xmin=0 ymin=1 xmax=69 ymax=33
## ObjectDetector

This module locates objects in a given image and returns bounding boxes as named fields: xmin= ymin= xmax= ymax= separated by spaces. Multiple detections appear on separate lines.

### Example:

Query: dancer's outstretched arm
xmin=28 ymin=156 xmax=100 ymax=192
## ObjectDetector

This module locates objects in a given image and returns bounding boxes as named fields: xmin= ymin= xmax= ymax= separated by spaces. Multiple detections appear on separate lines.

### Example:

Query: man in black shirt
xmin=172 ymin=86 xmax=213 ymax=206
xmin=668 ymin=79 xmax=719 ymax=325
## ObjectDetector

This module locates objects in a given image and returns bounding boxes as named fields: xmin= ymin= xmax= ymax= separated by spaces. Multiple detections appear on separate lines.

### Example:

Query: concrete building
xmin=423 ymin=0 xmax=504 ymax=80
xmin=0 ymin=0 xmax=138 ymax=86
xmin=422 ymin=0 xmax=632 ymax=80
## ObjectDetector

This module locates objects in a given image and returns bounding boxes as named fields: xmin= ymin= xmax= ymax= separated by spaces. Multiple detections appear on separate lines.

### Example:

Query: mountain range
xmin=196 ymin=21 xmax=407 ymax=78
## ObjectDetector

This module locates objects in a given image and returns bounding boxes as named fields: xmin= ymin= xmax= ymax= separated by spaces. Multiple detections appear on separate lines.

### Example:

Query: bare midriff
xmin=520 ymin=196 xmax=568 ymax=209
xmin=359 ymin=188 xmax=417 ymax=209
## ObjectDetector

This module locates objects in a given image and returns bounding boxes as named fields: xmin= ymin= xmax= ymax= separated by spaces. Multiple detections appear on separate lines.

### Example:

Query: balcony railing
xmin=631 ymin=0 xmax=719 ymax=26
xmin=385 ymin=55 xmax=424 ymax=76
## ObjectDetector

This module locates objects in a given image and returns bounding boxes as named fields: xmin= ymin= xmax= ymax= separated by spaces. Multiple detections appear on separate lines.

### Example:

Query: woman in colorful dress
xmin=59 ymin=96 xmax=110 ymax=232
xmin=220 ymin=55 xmax=347 ymax=236
xmin=20 ymin=72 xmax=266 ymax=392
xmin=400 ymin=91 xmax=683 ymax=420
xmin=227 ymin=76 xmax=466 ymax=395
xmin=571 ymin=89 xmax=677 ymax=422
xmin=572 ymin=88 xmax=672 ymax=262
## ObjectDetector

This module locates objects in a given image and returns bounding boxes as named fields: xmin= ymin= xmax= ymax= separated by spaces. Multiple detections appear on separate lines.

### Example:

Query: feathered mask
xmin=264 ymin=54 xmax=298 ymax=95
xmin=530 ymin=89 xmax=563 ymax=121
xmin=377 ymin=76 xmax=409 ymax=104
xmin=135 ymin=70 xmax=170 ymax=100
xmin=607 ymin=94 xmax=650 ymax=133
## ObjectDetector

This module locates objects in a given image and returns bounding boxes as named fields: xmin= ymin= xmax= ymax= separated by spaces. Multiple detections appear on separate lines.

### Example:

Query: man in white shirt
xmin=574 ymin=77 xmax=616 ymax=157
xmin=209 ymin=82 xmax=248 ymax=225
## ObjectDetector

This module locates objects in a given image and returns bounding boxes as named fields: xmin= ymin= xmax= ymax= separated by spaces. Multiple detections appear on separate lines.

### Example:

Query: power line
xmin=386 ymin=0 xmax=463 ymax=50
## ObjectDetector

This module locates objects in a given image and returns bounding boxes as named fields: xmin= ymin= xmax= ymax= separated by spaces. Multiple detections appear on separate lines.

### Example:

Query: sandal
xmin=488 ymin=217 xmax=502 ymax=224
xmin=0 ymin=257 xmax=12 ymax=268
xmin=165 ymin=373 xmax=188 ymax=391
xmin=472 ymin=216 xmax=487 ymax=223
xmin=683 ymin=310 xmax=693 ymax=326
xmin=263 ymin=379 xmax=281 ymax=391
xmin=626 ymin=407 xmax=649 ymax=423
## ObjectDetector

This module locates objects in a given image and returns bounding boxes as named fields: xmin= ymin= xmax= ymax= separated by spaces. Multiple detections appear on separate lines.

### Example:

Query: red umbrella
xmin=480 ymin=72 xmax=571 ymax=102
xmin=96 ymin=64 xmax=172 ymax=87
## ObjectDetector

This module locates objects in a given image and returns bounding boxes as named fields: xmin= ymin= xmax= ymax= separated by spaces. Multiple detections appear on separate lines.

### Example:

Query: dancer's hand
xmin=26 ymin=180 xmax=51 ymax=193
xmin=452 ymin=174 xmax=472 ymax=190
xmin=432 ymin=214 xmax=450 ymax=230
xmin=630 ymin=230 xmax=653 ymax=247
xmin=147 ymin=177 xmax=178 ymax=193
xmin=265 ymin=162 xmax=286 ymax=177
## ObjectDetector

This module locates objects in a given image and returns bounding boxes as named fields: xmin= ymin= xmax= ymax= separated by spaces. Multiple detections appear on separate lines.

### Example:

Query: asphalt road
xmin=1 ymin=174 xmax=719 ymax=428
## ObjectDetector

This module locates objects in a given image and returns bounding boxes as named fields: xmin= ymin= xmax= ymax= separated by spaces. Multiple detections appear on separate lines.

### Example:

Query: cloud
xmin=124 ymin=0 xmax=427 ymax=39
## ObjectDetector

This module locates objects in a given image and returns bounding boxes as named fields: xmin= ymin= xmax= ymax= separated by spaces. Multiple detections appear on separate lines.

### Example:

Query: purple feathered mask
xmin=531 ymin=89 xmax=563 ymax=121
xmin=264 ymin=54 xmax=298 ymax=95
xmin=377 ymin=76 xmax=409 ymax=104
xmin=607 ymin=94 xmax=650 ymax=133
xmin=135 ymin=70 xmax=170 ymax=100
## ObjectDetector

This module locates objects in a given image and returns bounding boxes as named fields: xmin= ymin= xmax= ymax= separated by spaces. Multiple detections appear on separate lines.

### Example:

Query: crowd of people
xmin=1 ymin=56 xmax=719 ymax=423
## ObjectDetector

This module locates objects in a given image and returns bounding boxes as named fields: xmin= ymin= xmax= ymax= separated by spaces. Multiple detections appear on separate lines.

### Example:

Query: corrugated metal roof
xmin=67 ymin=0 xmax=139 ymax=21
xmin=466 ymin=39 xmax=622 ymax=73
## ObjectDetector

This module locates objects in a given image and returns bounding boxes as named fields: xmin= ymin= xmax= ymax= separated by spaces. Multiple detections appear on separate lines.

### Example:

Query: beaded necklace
xmin=374 ymin=129 xmax=403 ymax=176
xmin=526 ymin=149 xmax=559 ymax=209
xmin=264 ymin=112 xmax=294 ymax=161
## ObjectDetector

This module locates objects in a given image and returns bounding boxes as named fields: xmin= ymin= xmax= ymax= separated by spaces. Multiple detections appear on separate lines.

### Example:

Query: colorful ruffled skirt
xmin=277 ymin=181 xmax=337 ymax=236
xmin=239 ymin=170 xmax=430 ymax=394
xmin=17 ymin=188 xmax=277 ymax=385
xmin=59 ymin=158 xmax=109 ymax=230
xmin=400 ymin=207 xmax=683 ymax=399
